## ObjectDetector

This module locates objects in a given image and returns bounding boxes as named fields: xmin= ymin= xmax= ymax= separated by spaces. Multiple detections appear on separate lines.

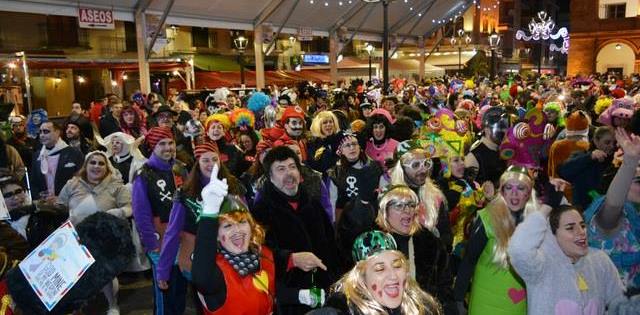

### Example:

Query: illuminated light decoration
xmin=475 ymin=0 xmax=500 ymax=12
xmin=515 ymin=11 xmax=570 ymax=54
xmin=77 ymin=76 xmax=86 ymax=83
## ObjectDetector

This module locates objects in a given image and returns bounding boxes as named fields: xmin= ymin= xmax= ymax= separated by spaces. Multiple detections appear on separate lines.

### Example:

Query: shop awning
xmin=20 ymin=58 xmax=186 ymax=71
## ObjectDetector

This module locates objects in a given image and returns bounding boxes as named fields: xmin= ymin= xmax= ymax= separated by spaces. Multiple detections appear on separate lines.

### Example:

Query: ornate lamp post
xmin=450 ymin=28 xmax=471 ymax=73
xmin=365 ymin=43 xmax=375 ymax=83
xmin=515 ymin=11 xmax=569 ymax=74
xmin=488 ymin=31 xmax=501 ymax=78
xmin=233 ymin=35 xmax=249 ymax=86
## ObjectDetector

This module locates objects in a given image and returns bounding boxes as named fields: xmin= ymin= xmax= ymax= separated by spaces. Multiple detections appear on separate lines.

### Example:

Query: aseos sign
xmin=78 ymin=7 xmax=115 ymax=29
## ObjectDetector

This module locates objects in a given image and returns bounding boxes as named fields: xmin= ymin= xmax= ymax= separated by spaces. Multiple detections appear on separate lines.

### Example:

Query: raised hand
xmin=615 ymin=127 xmax=640 ymax=159
xmin=201 ymin=163 xmax=228 ymax=217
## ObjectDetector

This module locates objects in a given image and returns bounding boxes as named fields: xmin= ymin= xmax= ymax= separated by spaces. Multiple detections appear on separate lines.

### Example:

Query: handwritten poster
xmin=18 ymin=221 xmax=95 ymax=311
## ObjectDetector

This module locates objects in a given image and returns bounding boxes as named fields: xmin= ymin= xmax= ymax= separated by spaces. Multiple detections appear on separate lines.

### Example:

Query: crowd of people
xmin=1 ymin=73 xmax=640 ymax=315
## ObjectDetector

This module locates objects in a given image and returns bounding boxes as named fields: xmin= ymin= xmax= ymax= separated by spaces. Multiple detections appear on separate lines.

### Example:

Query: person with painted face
xmin=307 ymin=111 xmax=341 ymax=173
xmin=205 ymin=113 xmax=243 ymax=177
xmin=155 ymin=143 xmax=245 ymax=306
xmin=328 ymin=131 xmax=383 ymax=218
xmin=508 ymin=204 xmax=626 ymax=315
xmin=251 ymin=146 xmax=340 ymax=315
xmin=558 ymin=126 xmax=617 ymax=210
xmin=583 ymin=127 xmax=640 ymax=293
xmin=191 ymin=164 xmax=275 ymax=314
xmin=365 ymin=109 xmax=398 ymax=168
xmin=132 ymin=126 xmax=188 ymax=315
xmin=453 ymin=166 xmax=535 ymax=315
xmin=312 ymin=230 xmax=442 ymax=315
xmin=103 ymin=132 xmax=147 ymax=185
xmin=30 ymin=121 xmax=84 ymax=203
xmin=464 ymin=106 xmax=510 ymax=196
xmin=280 ymin=105 xmax=308 ymax=161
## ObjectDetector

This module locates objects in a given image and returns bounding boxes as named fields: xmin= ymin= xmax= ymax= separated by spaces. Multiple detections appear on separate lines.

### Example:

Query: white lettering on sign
xmin=78 ymin=7 xmax=115 ymax=29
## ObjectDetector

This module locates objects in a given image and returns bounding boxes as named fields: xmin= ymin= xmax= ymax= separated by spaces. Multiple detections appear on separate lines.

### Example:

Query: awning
xmin=193 ymin=55 xmax=241 ymax=71
xmin=14 ymin=58 xmax=186 ymax=71
xmin=168 ymin=69 xmax=333 ymax=90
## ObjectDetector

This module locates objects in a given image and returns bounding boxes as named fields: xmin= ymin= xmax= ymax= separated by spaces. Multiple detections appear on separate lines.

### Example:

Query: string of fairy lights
xmin=305 ymin=0 xmax=488 ymax=25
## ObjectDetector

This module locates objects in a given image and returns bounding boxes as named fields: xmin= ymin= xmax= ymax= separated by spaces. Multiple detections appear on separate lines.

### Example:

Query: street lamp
xmin=361 ymin=0 xmax=392 ymax=94
xmin=233 ymin=35 xmax=249 ymax=86
xmin=365 ymin=43 xmax=375 ymax=83
xmin=488 ymin=31 xmax=501 ymax=78
xmin=450 ymin=28 xmax=471 ymax=73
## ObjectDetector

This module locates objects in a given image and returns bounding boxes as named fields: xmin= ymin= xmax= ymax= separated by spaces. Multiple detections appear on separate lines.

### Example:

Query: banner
xmin=19 ymin=221 xmax=95 ymax=311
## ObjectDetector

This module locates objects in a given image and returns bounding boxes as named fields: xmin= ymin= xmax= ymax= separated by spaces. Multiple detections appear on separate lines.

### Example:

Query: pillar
xmin=418 ymin=36 xmax=425 ymax=82
xmin=135 ymin=11 xmax=151 ymax=94
xmin=329 ymin=32 xmax=338 ymax=85
xmin=254 ymin=25 xmax=265 ymax=90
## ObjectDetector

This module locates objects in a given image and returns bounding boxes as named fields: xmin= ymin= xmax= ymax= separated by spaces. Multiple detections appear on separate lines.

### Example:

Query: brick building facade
xmin=568 ymin=0 xmax=640 ymax=76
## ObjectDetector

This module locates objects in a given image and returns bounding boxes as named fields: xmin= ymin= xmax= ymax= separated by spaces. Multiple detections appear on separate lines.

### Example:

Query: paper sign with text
xmin=19 ymin=221 xmax=95 ymax=311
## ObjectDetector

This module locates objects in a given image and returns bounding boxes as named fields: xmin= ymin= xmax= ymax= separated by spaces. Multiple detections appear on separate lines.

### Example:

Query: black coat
xmin=29 ymin=146 xmax=84 ymax=198
xmin=251 ymin=180 xmax=340 ymax=315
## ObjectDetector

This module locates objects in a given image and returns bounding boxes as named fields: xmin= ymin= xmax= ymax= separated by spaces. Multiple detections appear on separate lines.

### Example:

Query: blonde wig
xmin=377 ymin=186 xmax=421 ymax=236
xmin=310 ymin=110 xmax=340 ymax=138
xmin=486 ymin=170 xmax=537 ymax=268
xmin=218 ymin=210 xmax=266 ymax=254
xmin=331 ymin=250 xmax=442 ymax=315
xmin=388 ymin=150 xmax=445 ymax=232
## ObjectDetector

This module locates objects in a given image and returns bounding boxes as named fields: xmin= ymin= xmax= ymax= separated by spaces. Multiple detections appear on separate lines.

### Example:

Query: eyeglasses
xmin=402 ymin=159 xmax=433 ymax=171
xmin=39 ymin=129 xmax=52 ymax=134
xmin=88 ymin=160 xmax=106 ymax=166
xmin=342 ymin=141 xmax=359 ymax=149
xmin=388 ymin=201 xmax=417 ymax=213
xmin=3 ymin=188 xmax=24 ymax=198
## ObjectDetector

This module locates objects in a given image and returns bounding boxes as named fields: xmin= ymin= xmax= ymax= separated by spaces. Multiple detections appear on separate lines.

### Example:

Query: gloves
xmin=201 ymin=163 xmax=228 ymax=217
xmin=299 ymin=288 xmax=326 ymax=308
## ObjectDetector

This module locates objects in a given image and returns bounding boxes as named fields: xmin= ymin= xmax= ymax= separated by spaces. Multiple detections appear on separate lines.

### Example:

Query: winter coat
xmin=57 ymin=174 xmax=131 ymax=225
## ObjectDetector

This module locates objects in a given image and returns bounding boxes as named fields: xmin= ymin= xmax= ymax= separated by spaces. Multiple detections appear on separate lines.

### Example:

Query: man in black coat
xmin=252 ymin=146 xmax=340 ymax=315
xmin=29 ymin=121 xmax=83 ymax=201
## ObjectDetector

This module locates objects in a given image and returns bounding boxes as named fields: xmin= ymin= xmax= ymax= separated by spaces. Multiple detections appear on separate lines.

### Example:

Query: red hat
xmin=145 ymin=126 xmax=174 ymax=149
xmin=280 ymin=106 xmax=305 ymax=125
xmin=194 ymin=142 xmax=220 ymax=160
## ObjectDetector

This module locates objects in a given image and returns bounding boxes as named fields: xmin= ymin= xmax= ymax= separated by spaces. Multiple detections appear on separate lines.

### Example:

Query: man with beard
xmin=7 ymin=115 xmax=37 ymax=169
xmin=280 ymin=106 xmax=308 ymax=161
xmin=384 ymin=139 xmax=452 ymax=249
xmin=63 ymin=118 xmax=92 ymax=155
xmin=132 ymin=126 xmax=188 ymax=315
xmin=465 ymin=106 xmax=511 ymax=198
xmin=252 ymin=146 xmax=340 ymax=315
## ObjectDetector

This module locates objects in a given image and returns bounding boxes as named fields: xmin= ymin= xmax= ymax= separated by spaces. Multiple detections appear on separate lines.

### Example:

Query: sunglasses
xmin=341 ymin=141 xmax=359 ymax=149
xmin=39 ymin=129 xmax=52 ymax=134
xmin=388 ymin=201 xmax=417 ymax=213
xmin=88 ymin=160 xmax=106 ymax=166
xmin=3 ymin=188 xmax=24 ymax=198
xmin=402 ymin=159 xmax=433 ymax=171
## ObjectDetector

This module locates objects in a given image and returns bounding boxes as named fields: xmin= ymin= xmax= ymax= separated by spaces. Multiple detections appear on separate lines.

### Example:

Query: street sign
xmin=78 ymin=7 xmax=115 ymax=29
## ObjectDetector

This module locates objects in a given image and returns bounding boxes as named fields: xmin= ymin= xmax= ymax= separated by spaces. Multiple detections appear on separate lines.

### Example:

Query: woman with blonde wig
xmin=453 ymin=165 xmax=536 ymax=315
xmin=307 ymin=110 xmax=341 ymax=172
xmin=313 ymin=230 xmax=442 ymax=315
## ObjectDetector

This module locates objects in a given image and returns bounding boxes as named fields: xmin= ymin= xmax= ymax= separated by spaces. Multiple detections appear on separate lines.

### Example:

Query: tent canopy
xmin=4 ymin=0 xmax=471 ymax=41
